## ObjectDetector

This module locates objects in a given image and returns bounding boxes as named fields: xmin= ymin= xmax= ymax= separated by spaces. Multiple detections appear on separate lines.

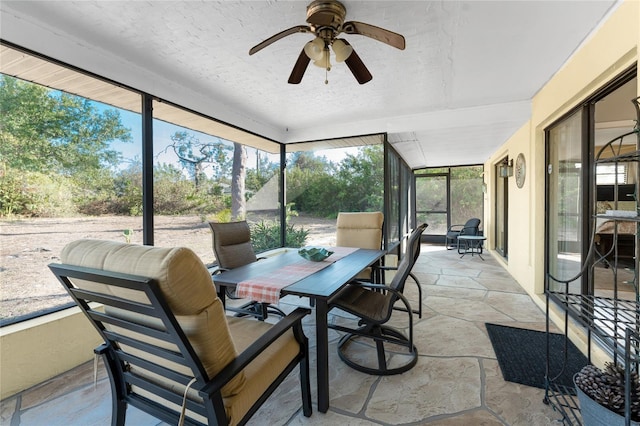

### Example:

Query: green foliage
xmin=245 ymin=165 xmax=277 ymax=193
xmin=335 ymin=145 xmax=384 ymax=211
xmin=250 ymin=221 xmax=309 ymax=252
xmin=0 ymin=73 xmax=398 ymax=224
xmin=416 ymin=165 xmax=484 ymax=226
xmin=0 ymin=75 xmax=133 ymax=217
xmin=114 ymin=162 xmax=143 ymax=215
xmin=122 ymin=229 xmax=134 ymax=243
xmin=0 ymin=164 xmax=75 ymax=217
xmin=287 ymin=169 xmax=340 ymax=216
xmin=0 ymin=75 xmax=131 ymax=178
xmin=208 ymin=209 xmax=232 ymax=223
xmin=152 ymin=163 xmax=226 ymax=215
xmin=286 ymin=145 xmax=384 ymax=216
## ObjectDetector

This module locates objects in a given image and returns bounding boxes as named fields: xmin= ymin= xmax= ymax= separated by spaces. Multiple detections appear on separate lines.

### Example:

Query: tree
xmin=246 ymin=152 xmax=277 ymax=193
xmin=285 ymin=146 xmax=384 ymax=216
xmin=336 ymin=145 xmax=384 ymax=211
xmin=231 ymin=142 xmax=247 ymax=220
xmin=162 ymin=131 xmax=231 ymax=190
xmin=289 ymin=151 xmax=334 ymax=173
xmin=0 ymin=75 xmax=131 ymax=177
xmin=0 ymin=75 xmax=133 ymax=217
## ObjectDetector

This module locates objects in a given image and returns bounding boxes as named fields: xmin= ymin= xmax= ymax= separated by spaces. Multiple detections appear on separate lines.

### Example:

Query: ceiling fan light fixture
xmin=332 ymin=39 xmax=353 ymax=62
xmin=303 ymin=37 xmax=325 ymax=61
xmin=249 ymin=0 xmax=405 ymax=84
xmin=312 ymin=48 xmax=331 ymax=70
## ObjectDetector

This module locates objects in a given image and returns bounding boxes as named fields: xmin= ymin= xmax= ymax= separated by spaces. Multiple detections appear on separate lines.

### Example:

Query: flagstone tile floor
xmin=2 ymin=246 xmax=566 ymax=425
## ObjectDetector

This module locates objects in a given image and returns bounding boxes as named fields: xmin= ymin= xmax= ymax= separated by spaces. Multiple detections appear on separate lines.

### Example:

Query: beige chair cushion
xmin=224 ymin=318 xmax=301 ymax=425
xmin=336 ymin=212 xmax=384 ymax=249
xmin=209 ymin=221 xmax=257 ymax=269
xmin=61 ymin=239 xmax=246 ymax=397
xmin=336 ymin=212 xmax=383 ymax=279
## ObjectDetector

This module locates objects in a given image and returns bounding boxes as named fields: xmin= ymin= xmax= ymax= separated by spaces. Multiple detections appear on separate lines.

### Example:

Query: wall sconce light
xmin=498 ymin=159 xmax=514 ymax=178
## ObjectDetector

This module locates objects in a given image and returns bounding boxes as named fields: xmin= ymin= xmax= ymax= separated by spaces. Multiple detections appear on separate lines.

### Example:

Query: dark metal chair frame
xmin=209 ymin=221 xmax=286 ymax=320
xmin=49 ymin=263 xmax=311 ymax=426
xmin=327 ymin=223 xmax=428 ymax=375
xmin=378 ymin=225 xmax=427 ymax=318
xmin=444 ymin=218 xmax=481 ymax=250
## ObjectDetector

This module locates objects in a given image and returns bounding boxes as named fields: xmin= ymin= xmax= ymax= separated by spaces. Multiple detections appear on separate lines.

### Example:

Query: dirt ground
xmin=0 ymin=214 xmax=336 ymax=321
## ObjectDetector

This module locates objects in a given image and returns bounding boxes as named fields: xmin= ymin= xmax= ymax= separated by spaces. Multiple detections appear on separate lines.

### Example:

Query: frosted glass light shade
xmin=332 ymin=39 xmax=353 ymax=62
xmin=312 ymin=49 xmax=331 ymax=69
xmin=304 ymin=37 xmax=325 ymax=61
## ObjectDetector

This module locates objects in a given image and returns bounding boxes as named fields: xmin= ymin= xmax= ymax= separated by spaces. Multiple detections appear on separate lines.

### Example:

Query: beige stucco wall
xmin=484 ymin=0 xmax=639 ymax=359
xmin=0 ymin=306 xmax=102 ymax=400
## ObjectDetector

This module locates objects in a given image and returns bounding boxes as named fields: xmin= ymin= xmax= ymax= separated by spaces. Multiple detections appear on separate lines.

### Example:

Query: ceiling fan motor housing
xmin=306 ymin=0 xmax=346 ymax=29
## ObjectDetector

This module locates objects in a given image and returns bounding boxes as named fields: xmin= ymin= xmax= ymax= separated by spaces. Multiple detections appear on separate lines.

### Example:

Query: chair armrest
xmin=373 ymin=265 xmax=398 ymax=272
xmin=94 ymin=343 xmax=109 ymax=355
xmin=210 ymin=267 xmax=230 ymax=276
xmin=447 ymin=224 xmax=464 ymax=232
xmin=200 ymin=307 xmax=310 ymax=394
xmin=335 ymin=282 xmax=414 ymax=317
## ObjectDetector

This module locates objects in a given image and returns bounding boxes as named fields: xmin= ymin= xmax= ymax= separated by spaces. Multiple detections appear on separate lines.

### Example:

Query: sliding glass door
xmin=546 ymin=109 xmax=586 ymax=294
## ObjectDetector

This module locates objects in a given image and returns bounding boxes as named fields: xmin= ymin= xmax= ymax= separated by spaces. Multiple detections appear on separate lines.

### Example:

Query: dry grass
xmin=0 ymin=214 xmax=336 ymax=320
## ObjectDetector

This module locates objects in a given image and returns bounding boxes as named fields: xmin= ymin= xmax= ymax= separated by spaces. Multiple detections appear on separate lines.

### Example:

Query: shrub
xmin=250 ymin=220 xmax=309 ymax=252
xmin=0 ymin=165 xmax=75 ymax=217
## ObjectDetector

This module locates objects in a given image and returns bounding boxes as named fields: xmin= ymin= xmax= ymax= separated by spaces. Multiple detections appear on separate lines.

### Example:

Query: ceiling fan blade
xmin=342 ymin=21 xmax=405 ymax=50
xmin=341 ymin=40 xmax=372 ymax=84
xmin=249 ymin=25 xmax=312 ymax=55
xmin=288 ymin=49 xmax=311 ymax=84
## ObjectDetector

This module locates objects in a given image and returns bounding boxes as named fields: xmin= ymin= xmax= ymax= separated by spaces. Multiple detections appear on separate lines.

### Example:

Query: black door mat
xmin=486 ymin=323 xmax=588 ymax=389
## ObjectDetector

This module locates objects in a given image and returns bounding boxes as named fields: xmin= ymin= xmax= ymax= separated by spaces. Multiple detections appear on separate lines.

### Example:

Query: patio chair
xmin=444 ymin=218 xmax=481 ymax=250
xmin=49 ymin=239 xmax=312 ymax=426
xmin=377 ymin=224 xmax=429 ymax=318
xmin=335 ymin=211 xmax=384 ymax=281
xmin=328 ymin=223 xmax=427 ymax=375
xmin=209 ymin=221 xmax=285 ymax=320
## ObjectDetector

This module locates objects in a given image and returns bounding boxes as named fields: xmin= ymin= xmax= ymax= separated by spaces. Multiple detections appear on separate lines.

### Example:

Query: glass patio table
xmin=457 ymin=235 xmax=486 ymax=260
xmin=212 ymin=247 xmax=386 ymax=413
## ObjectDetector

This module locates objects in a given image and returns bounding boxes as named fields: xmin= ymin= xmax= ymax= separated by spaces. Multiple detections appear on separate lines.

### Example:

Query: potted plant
xmin=574 ymin=363 xmax=640 ymax=425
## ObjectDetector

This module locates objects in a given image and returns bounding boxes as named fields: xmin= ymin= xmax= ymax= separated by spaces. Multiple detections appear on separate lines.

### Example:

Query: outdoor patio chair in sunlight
xmin=335 ymin=211 xmax=384 ymax=281
xmin=49 ymin=239 xmax=311 ymax=426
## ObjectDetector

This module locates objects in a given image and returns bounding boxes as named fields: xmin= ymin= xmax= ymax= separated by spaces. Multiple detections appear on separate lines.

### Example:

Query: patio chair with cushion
xmin=444 ymin=218 xmax=481 ymax=250
xmin=209 ymin=220 xmax=285 ymax=320
xmin=335 ymin=211 xmax=384 ymax=281
xmin=49 ymin=239 xmax=312 ymax=426
xmin=328 ymin=223 xmax=427 ymax=375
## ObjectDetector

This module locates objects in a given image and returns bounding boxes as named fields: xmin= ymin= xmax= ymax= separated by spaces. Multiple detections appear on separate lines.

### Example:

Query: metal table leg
xmin=315 ymin=299 xmax=330 ymax=413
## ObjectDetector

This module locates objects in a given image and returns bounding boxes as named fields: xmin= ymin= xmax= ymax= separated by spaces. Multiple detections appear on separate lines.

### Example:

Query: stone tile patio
xmin=1 ymin=246 xmax=565 ymax=425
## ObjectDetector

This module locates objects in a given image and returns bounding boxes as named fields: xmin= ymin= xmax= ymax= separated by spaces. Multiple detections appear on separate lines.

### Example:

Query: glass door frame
xmin=414 ymin=171 xmax=450 ymax=244
xmin=544 ymin=66 xmax=637 ymax=296
xmin=544 ymin=105 xmax=591 ymax=295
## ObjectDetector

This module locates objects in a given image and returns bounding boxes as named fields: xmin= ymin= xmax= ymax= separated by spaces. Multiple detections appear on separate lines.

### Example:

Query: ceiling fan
xmin=249 ymin=0 xmax=405 ymax=85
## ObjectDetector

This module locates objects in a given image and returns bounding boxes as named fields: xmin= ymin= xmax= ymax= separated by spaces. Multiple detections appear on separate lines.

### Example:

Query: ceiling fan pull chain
xmin=325 ymin=47 xmax=330 ymax=84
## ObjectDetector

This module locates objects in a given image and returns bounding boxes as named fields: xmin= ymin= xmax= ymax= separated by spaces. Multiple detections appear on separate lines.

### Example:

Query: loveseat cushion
xmin=61 ymin=239 xmax=246 ymax=397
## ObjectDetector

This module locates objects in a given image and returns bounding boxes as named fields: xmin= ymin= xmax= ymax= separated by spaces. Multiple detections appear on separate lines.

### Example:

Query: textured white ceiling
xmin=0 ymin=0 xmax=619 ymax=168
